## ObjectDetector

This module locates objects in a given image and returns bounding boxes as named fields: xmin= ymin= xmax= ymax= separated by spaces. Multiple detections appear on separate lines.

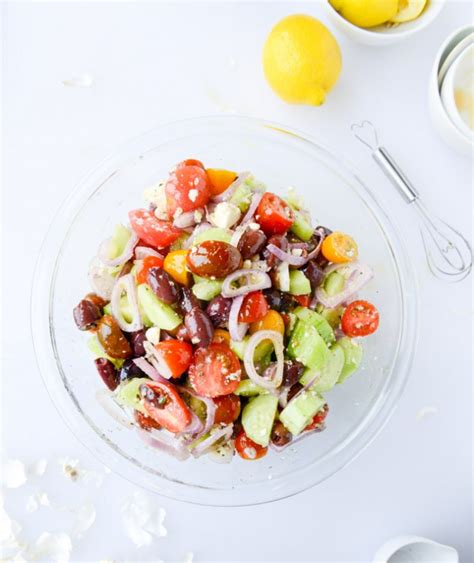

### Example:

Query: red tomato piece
xmin=129 ymin=209 xmax=183 ymax=249
xmin=293 ymin=294 xmax=311 ymax=308
xmin=136 ymin=255 xmax=164 ymax=285
xmin=341 ymin=300 xmax=379 ymax=337
xmin=133 ymin=410 xmax=162 ymax=431
xmin=140 ymin=381 xmax=192 ymax=433
xmin=176 ymin=159 xmax=205 ymax=170
xmin=255 ymin=192 xmax=294 ymax=236
xmin=165 ymin=165 xmax=210 ymax=218
xmin=188 ymin=344 xmax=241 ymax=398
xmin=305 ymin=403 xmax=329 ymax=431
xmin=154 ymin=340 xmax=193 ymax=379
xmin=238 ymin=291 xmax=269 ymax=323
xmin=235 ymin=430 xmax=268 ymax=460
xmin=213 ymin=394 xmax=241 ymax=424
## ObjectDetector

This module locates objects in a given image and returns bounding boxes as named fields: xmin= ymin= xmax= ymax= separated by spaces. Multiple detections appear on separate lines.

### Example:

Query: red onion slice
xmin=138 ymin=428 xmax=190 ymax=461
xmin=95 ymin=389 xmax=134 ymax=429
xmin=98 ymin=231 xmax=138 ymax=267
xmin=133 ymin=357 xmax=168 ymax=383
xmin=241 ymin=192 xmax=263 ymax=225
xmin=229 ymin=225 xmax=247 ymax=248
xmin=88 ymin=256 xmax=116 ymax=300
xmin=278 ymin=386 xmax=291 ymax=409
xmin=143 ymin=341 xmax=173 ymax=379
xmin=183 ymin=222 xmax=211 ymax=248
xmin=135 ymin=246 xmax=164 ymax=260
xmin=221 ymin=269 xmax=272 ymax=298
xmin=228 ymin=295 xmax=248 ymax=342
xmin=176 ymin=386 xmax=216 ymax=442
xmin=173 ymin=209 xmax=203 ymax=229
xmin=212 ymin=171 xmax=250 ymax=203
xmin=267 ymin=243 xmax=308 ymax=266
xmin=243 ymin=330 xmax=284 ymax=390
xmin=191 ymin=424 xmax=233 ymax=458
xmin=316 ymin=263 xmax=374 ymax=309
xmin=111 ymin=274 xmax=142 ymax=332
xmin=270 ymin=425 xmax=324 ymax=453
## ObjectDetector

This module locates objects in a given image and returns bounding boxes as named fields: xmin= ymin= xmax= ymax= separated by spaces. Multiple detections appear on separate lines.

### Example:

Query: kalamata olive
xmin=179 ymin=287 xmax=201 ymax=315
xmin=97 ymin=315 xmax=132 ymax=359
xmin=85 ymin=293 xmax=108 ymax=309
xmin=147 ymin=267 xmax=179 ymax=304
xmin=271 ymin=421 xmax=292 ymax=447
xmin=304 ymin=261 xmax=325 ymax=290
xmin=129 ymin=330 xmax=147 ymax=356
xmin=175 ymin=324 xmax=191 ymax=342
xmin=282 ymin=360 xmax=305 ymax=387
xmin=184 ymin=308 xmax=214 ymax=348
xmin=262 ymin=289 xmax=296 ymax=313
xmin=263 ymin=235 xmax=288 ymax=269
xmin=73 ymin=299 xmax=102 ymax=331
xmin=206 ymin=296 xmax=232 ymax=327
xmin=287 ymin=382 xmax=303 ymax=402
xmin=119 ymin=359 xmax=146 ymax=382
xmin=238 ymin=229 xmax=267 ymax=260
xmin=187 ymin=240 xmax=242 ymax=278
xmin=315 ymin=225 xmax=332 ymax=238
xmin=94 ymin=358 xmax=119 ymax=391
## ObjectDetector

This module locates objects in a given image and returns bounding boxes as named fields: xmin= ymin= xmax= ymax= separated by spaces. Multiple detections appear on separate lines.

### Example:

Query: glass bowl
xmin=31 ymin=116 xmax=417 ymax=506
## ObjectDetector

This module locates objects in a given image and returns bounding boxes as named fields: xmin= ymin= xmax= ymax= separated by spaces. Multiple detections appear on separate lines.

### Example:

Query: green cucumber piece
xmin=230 ymin=336 xmax=272 ymax=363
xmin=300 ymin=343 xmax=345 ymax=392
xmin=235 ymin=379 xmax=268 ymax=396
xmin=116 ymin=378 xmax=150 ymax=414
xmin=294 ymin=306 xmax=335 ymax=346
xmin=108 ymin=224 xmax=131 ymax=259
xmin=287 ymin=320 xmax=330 ymax=370
xmin=289 ymin=270 xmax=311 ymax=296
xmin=337 ymin=337 xmax=363 ymax=384
xmin=193 ymin=227 xmax=232 ymax=245
xmin=241 ymin=394 xmax=279 ymax=447
xmin=169 ymin=234 xmax=190 ymax=251
xmin=279 ymin=388 xmax=325 ymax=435
xmin=87 ymin=335 xmax=124 ymax=369
xmin=192 ymin=279 xmax=223 ymax=301
xmin=324 ymin=271 xmax=345 ymax=296
xmin=137 ymin=284 xmax=182 ymax=330
xmin=229 ymin=182 xmax=252 ymax=212
xmin=286 ymin=187 xmax=305 ymax=210
xmin=290 ymin=211 xmax=313 ymax=242
xmin=230 ymin=337 xmax=247 ymax=360
xmin=316 ymin=304 xmax=344 ymax=329
xmin=104 ymin=295 xmax=153 ymax=328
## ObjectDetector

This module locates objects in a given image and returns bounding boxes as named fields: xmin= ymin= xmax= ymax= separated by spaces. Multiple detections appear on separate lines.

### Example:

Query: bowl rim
xmin=30 ymin=115 xmax=419 ymax=506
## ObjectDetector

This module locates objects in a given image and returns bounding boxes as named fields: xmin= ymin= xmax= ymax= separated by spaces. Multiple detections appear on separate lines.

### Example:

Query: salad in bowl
xmin=73 ymin=158 xmax=380 ymax=463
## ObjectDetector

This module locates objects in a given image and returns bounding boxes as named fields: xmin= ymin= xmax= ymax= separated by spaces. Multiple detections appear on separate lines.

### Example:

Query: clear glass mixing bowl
xmin=31 ymin=116 xmax=418 ymax=506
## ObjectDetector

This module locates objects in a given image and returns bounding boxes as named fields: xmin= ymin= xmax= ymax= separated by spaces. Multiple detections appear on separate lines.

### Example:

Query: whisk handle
xmin=373 ymin=147 xmax=419 ymax=204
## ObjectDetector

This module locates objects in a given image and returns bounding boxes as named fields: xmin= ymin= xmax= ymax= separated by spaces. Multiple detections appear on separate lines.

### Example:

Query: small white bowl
xmin=374 ymin=535 xmax=458 ymax=563
xmin=324 ymin=0 xmax=445 ymax=46
xmin=429 ymin=25 xmax=474 ymax=157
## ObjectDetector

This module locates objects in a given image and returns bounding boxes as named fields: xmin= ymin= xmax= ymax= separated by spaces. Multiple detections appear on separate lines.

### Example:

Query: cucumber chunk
xmin=235 ymin=379 xmax=268 ymax=397
xmin=192 ymin=279 xmax=223 ymax=301
xmin=316 ymin=304 xmax=344 ymax=329
xmin=116 ymin=378 xmax=150 ymax=414
xmin=289 ymin=270 xmax=311 ymax=296
xmin=337 ymin=337 xmax=363 ymax=384
xmin=230 ymin=183 xmax=252 ymax=212
xmin=108 ymin=224 xmax=131 ymax=259
xmin=287 ymin=320 xmax=330 ymax=371
xmin=137 ymin=284 xmax=182 ymax=330
xmin=294 ymin=306 xmax=335 ymax=346
xmin=87 ymin=335 xmax=124 ymax=369
xmin=241 ymin=394 xmax=278 ymax=447
xmin=193 ymin=227 xmax=232 ymax=245
xmin=280 ymin=388 xmax=325 ymax=435
xmin=324 ymin=271 xmax=345 ymax=296
xmin=230 ymin=336 xmax=273 ymax=363
xmin=300 ymin=343 xmax=345 ymax=392
xmin=290 ymin=210 xmax=313 ymax=242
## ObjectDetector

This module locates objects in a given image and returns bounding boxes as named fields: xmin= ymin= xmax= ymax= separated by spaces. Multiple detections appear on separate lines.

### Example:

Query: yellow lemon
xmin=329 ymin=0 xmax=399 ymax=28
xmin=263 ymin=14 xmax=342 ymax=106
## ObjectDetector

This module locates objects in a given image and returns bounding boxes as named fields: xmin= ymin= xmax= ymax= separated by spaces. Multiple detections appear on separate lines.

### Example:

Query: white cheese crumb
xmin=144 ymin=181 xmax=167 ymax=219
xmin=1 ymin=459 xmax=27 ymax=489
xmin=248 ymin=222 xmax=260 ymax=231
xmin=209 ymin=202 xmax=241 ymax=229
xmin=194 ymin=209 xmax=203 ymax=223
xmin=292 ymin=248 xmax=303 ymax=257
xmin=121 ymin=490 xmax=167 ymax=548
xmin=243 ymin=259 xmax=252 ymax=269
xmin=146 ymin=327 xmax=161 ymax=346
xmin=188 ymin=189 xmax=198 ymax=203
xmin=27 ymin=532 xmax=72 ymax=562
xmin=62 ymin=73 xmax=93 ymax=88
xmin=29 ymin=458 xmax=48 ymax=477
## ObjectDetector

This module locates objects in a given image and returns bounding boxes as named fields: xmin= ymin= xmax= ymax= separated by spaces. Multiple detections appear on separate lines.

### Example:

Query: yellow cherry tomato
xmin=164 ymin=250 xmax=190 ymax=286
xmin=212 ymin=328 xmax=231 ymax=347
xmin=321 ymin=232 xmax=358 ymax=264
xmin=249 ymin=310 xmax=285 ymax=336
xmin=206 ymin=168 xmax=237 ymax=196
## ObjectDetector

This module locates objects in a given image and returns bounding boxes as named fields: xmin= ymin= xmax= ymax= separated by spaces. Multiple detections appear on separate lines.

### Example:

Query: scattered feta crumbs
xmin=194 ymin=209 xmax=203 ymax=223
xmin=26 ymin=492 xmax=50 ymax=513
xmin=71 ymin=502 xmax=96 ymax=539
xmin=1 ymin=459 xmax=27 ymax=489
xmin=0 ymin=502 xmax=23 ymax=552
xmin=248 ymin=222 xmax=260 ymax=231
xmin=145 ymin=327 xmax=161 ymax=346
xmin=188 ymin=188 xmax=199 ymax=203
xmin=291 ymin=248 xmax=303 ymax=257
xmin=243 ymin=259 xmax=252 ymax=269
xmin=62 ymin=73 xmax=94 ymax=88
xmin=28 ymin=532 xmax=72 ymax=563
xmin=28 ymin=458 xmax=48 ymax=477
xmin=209 ymin=202 xmax=241 ymax=229
xmin=144 ymin=181 xmax=168 ymax=219
xmin=416 ymin=406 xmax=439 ymax=422
xmin=173 ymin=207 xmax=183 ymax=220
xmin=121 ymin=490 xmax=167 ymax=548
xmin=193 ymin=177 xmax=200 ymax=186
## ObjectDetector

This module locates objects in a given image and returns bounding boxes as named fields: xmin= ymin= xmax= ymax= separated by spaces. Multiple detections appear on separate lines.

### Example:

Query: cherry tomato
xmin=305 ymin=403 xmax=329 ymax=431
xmin=293 ymin=294 xmax=311 ymax=308
xmin=321 ymin=232 xmax=358 ymax=264
xmin=134 ymin=410 xmax=161 ymax=431
xmin=188 ymin=344 xmax=241 ymax=398
xmin=238 ymin=291 xmax=269 ymax=323
xmin=206 ymin=168 xmax=237 ymax=196
xmin=177 ymin=159 xmax=205 ymax=170
xmin=165 ymin=165 xmax=210 ymax=217
xmin=154 ymin=340 xmax=193 ymax=378
xmin=136 ymin=255 xmax=164 ymax=285
xmin=140 ymin=381 xmax=192 ymax=433
xmin=341 ymin=300 xmax=379 ymax=337
xmin=249 ymin=309 xmax=285 ymax=336
xmin=187 ymin=240 xmax=242 ymax=278
xmin=212 ymin=328 xmax=231 ymax=346
xmin=255 ymin=192 xmax=294 ymax=236
xmin=164 ymin=249 xmax=191 ymax=287
xmin=213 ymin=394 xmax=241 ymax=424
xmin=235 ymin=430 xmax=268 ymax=460
xmin=129 ymin=209 xmax=183 ymax=249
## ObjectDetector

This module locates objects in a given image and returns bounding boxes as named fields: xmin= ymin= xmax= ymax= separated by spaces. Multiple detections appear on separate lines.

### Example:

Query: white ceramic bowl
xmin=324 ymin=0 xmax=445 ymax=46
xmin=429 ymin=25 xmax=474 ymax=157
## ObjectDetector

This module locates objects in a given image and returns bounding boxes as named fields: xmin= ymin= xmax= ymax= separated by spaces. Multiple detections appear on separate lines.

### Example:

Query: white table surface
xmin=2 ymin=2 xmax=472 ymax=562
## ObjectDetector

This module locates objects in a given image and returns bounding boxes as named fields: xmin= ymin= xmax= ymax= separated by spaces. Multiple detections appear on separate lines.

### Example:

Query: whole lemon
xmin=263 ymin=14 xmax=342 ymax=106
xmin=329 ymin=0 xmax=399 ymax=28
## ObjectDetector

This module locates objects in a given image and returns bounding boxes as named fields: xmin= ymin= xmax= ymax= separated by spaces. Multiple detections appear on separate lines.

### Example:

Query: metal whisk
xmin=351 ymin=120 xmax=472 ymax=283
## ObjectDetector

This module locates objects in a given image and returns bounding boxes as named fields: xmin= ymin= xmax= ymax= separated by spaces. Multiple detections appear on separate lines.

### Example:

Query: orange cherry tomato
xmin=154 ymin=340 xmax=193 ymax=378
xmin=238 ymin=291 xmax=269 ymax=323
xmin=341 ymin=300 xmax=379 ymax=337
xmin=212 ymin=328 xmax=231 ymax=346
xmin=206 ymin=168 xmax=237 ymax=196
xmin=213 ymin=394 xmax=241 ymax=424
xmin=293 ymin=294 xmax=311 ymax=308
xmin=249 ymin=310 xmax=285 ymax=336
xmin=235 ymin=430 xmax=268 ymax=460
xmin=321 ymin=232 xmax=358 ymax=264
xmin=136 ymin=255 xmax=165 ymax=285
xmin=164 ymin=250 xmax=191 ymax=287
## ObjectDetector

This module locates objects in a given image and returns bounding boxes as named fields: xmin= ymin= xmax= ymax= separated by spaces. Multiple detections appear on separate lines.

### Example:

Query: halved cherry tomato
xmin=164 ymin=249 xmax=190 ymax=287
xmin=133 ymin=410 xmax=161 ymax=431
xmin=212 ymin=328 xmax=231 ymax=346
xmin=154 ymin=340 xmax=193 ymax=379
xmin=136 ymin=255 xmax=164 ymax=285
xmin=235 ymin=430 xmax=268 ymax=460
xmin=238 ymin=291 xmax=269 ymax=323
xmin=255 ymin=192 xmax=294 ymax=236
xmin=305 ymin=403 xmax=329 ymax=431
xmin=293 ymin=294 xmax=311 ymax=308
xmin=129 ymin=209 xmax=183 ymax=249
xmin=188 ymin=344 xmax=241 ymax=398
xmin=341 ymin=300 xmax=379 ymax=337
xmin=213 ymin=394 xmax=241 ymax=424
xmin=321 ymin=232 xmax=358 ymax=264
xmin=140 ymin=380 xmax=192 ymax=433
xmin=206 ymin=168 xmax=237 ymax=196
xmin=165 ymin=165 xmax=210 ymax=218
xmin=177 ymin=159 xmax=205 ymax=170
xmin=249 ymin=309 xmax=285 ymax=336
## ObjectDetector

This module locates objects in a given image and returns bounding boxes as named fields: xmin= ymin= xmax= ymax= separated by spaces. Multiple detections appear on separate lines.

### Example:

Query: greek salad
xmin=73 ymin=159 xmax=379 ymax=462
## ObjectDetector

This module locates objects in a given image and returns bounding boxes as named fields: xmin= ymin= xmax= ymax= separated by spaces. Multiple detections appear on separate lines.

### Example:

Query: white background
xmin=1 ymin=1 xmax=472 ymax=562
